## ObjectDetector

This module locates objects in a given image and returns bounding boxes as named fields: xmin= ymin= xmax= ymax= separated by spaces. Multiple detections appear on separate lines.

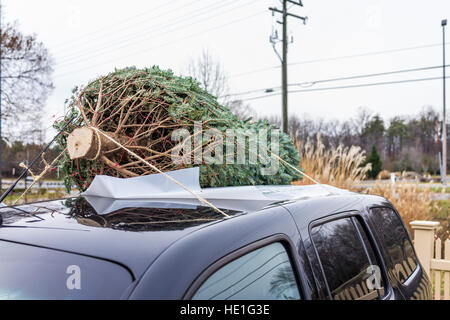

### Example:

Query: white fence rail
xmin=411 ymin=221 xmax=450 ymax=300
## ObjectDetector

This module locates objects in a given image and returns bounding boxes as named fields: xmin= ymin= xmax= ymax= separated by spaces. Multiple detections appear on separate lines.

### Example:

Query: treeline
xmin=0 ymin=140 xmax=61 ymax=179
xmin=0 ymin=106 xmax=447 ymax=180
xmin=187 ymin=50 xmax=448 ymax=176
xmin=266 ymin=106 xmax=448 ymax=176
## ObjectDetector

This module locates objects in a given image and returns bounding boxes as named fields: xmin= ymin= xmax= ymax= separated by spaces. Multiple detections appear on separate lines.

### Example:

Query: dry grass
xmin=2 ymin=189 xmax=67 ymax=206
xmin=293 ymin=134 xmax=371 ymax=190
xmin=363 ymin=182 xmax=435 ymax=233
xmin=294 ymin=134 xmax=436 ymax=234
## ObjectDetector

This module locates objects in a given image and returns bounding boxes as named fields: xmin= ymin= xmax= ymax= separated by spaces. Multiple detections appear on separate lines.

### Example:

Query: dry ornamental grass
xmin=363 ymin=182 xmax=435 ymax=234
xmin=293 ymin=134 xmax=371 ymax=190
xmin=294 ymin=134 xmax=439 ymax=235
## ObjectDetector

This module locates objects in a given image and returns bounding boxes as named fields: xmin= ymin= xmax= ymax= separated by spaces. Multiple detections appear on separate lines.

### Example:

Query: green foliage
xmin=364 ymin=145 xmax=383 ymax=179
xmin=386 ymin=117 xmax=411 ymax=156
xmin=362 ymin=114 xmax=385 ymax=146
xmin=54 ymin=66 xmax=302 ymax=192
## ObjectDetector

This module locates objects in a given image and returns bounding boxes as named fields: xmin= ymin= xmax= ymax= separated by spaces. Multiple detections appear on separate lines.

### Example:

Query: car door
xmin=307 ymin=212 xmax=390 ymax=300
xmin=364 ymin=206 xmax=432 ymax=300
xmin=185 ymin=236 xmax=304 ymax=300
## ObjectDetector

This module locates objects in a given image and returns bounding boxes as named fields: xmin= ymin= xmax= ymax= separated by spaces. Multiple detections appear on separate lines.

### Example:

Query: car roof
xmin=0 ymin=197 xmax=241 ymax=279
xmin=0 ymin=185 xmax=373 ymax=280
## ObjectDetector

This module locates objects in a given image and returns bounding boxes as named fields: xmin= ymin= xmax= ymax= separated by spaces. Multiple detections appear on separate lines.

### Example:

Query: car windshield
xmin=0 ymin=198 xmax=242 ymax=300
xmin=0 ymin=240 xmax=133 ymax=300
xmin=64 ymin=197 xmax=240 ymax=231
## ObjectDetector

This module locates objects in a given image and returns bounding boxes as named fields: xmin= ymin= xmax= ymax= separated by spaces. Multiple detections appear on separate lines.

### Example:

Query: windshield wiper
xmin=0 ymin=205 xmax=45 ymax=222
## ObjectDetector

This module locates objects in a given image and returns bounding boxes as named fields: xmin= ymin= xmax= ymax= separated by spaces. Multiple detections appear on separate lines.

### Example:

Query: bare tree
xmin=184 ymin=48 xmax=228 ymax=99
xmin=352 ymin=107 xmax=373 ymax=138
xmin=1 ymin=19 xmax=54 ymax=141
xmin=226 ymin=99 xmax=255 ymax=120
xmin=183 ymin=48 xmax=254 ymax=120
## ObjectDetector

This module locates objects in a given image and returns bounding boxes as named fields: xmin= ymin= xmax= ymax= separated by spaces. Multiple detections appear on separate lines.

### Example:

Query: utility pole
xmin=0 ymin=1 xmax=3 ymax=192
xmin=269 ymin=1 xmax=307 ymax=134
xmin=282 ymin=0 xmax=288 ymax=136
xmin=442 ymin=19 xmax=447 ymax=185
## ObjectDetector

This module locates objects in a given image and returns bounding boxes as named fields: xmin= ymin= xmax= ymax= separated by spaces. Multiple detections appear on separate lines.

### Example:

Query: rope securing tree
xmin=54 ymin=66 xmax=303 ymax=193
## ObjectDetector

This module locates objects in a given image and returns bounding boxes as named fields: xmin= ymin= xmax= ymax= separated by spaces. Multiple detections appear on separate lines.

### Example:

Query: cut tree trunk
xmin=67 ymin=127 xmax=127 ymax=161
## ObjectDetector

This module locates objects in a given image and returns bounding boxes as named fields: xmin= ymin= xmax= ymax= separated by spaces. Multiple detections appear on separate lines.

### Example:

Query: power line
xmin=54 ymin=0 xmax=253 ymax=68
xmin=224 ymin=64 xmax=450 ymax=98
xmin=54 ymin=0 xmax=240 ymax=65
xmin=53 ymin=10 xmax=266 ymax=79
xmin=54 ymin=0 xmax=237 ymax=64
xmin=289 ymin=42 xmax=450 ymax=67
xmin=240 ymin=75 xmax=450 ymax=102
xmin=229 ymin=41 xmax=450 ymax=79
xmin=54 ymin=8 xmax=264 ymax=77
xmin=292 ymin=64 xmax=449 ymax=86
xmin=51 ymin=0 xmax=185 ymax=51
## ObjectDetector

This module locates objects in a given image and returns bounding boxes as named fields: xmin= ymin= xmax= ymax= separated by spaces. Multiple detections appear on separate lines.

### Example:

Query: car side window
xmin=369 ymin=207 xmax=418 ymax=283
xmin=192 ymin=242 xmax=301 ymax=300
xmin=311 ymin=217 xmax=382 ymax=300
xmin=353 ymin=219 xmax=386 ymax=297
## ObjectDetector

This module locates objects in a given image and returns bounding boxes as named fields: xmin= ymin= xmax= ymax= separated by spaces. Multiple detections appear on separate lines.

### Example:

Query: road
xmin=1 ymin=179 xmax=65 ymax=190
xmin=357 ymin=180 xmax=450 ymax=200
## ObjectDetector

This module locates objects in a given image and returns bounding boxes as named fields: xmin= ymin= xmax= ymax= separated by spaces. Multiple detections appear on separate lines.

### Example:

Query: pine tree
xmin=365 ymin=145 xmax=383 ymax=179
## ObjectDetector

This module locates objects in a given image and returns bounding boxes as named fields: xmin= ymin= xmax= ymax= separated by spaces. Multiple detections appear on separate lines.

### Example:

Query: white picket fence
xmin=411 ymin=221 xmax=450 ymax=300
xmin=432 ymin=237 xmax=450 ymax=299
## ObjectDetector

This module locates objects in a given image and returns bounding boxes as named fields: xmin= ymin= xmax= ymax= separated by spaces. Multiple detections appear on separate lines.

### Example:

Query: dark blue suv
xmin=0 ymin=189 xmax=431 ymax=300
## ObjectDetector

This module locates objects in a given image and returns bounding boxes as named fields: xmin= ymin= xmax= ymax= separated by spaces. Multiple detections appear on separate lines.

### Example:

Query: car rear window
xmin=192 ymin=242 xmax=301 ymax=300
xmin=0 ymin=241 xmax=133 ymax=300
xmin=369 ymin=207 xmax=418 ymax=283
xmin=311 ymin=217 xmax=384 ymax=300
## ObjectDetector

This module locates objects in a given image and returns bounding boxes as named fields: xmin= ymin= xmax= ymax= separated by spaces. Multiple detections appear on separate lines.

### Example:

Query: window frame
xmin=308 ymin=211 xmax=389 ymax=300
xmin=183 ymin=234 xmax=304 ymax=300
xmin=368 ymin=206 xmax=420 ymax=286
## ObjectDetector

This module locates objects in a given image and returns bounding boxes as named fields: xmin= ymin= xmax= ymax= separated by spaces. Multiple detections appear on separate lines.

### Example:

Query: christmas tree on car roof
xmin=54 ymin=66 xmax=302 ymax=193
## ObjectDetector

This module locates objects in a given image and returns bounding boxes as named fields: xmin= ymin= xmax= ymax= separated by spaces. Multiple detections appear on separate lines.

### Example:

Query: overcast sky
xmin=2 ymin=0 xmax=450 ymax=139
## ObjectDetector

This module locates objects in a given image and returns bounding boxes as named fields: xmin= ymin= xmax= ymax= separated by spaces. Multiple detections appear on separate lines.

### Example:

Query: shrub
xmin=377 ymin=169 xmax=391 ymax=180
